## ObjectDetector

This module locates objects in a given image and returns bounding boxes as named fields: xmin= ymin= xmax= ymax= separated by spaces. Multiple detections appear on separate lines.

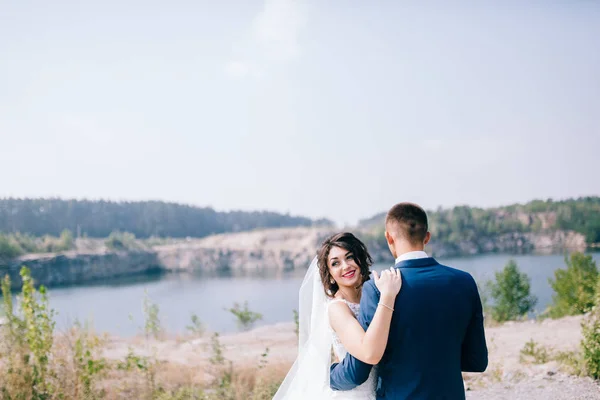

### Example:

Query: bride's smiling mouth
xmin=342 ymin=270 xmax=356 ymax=279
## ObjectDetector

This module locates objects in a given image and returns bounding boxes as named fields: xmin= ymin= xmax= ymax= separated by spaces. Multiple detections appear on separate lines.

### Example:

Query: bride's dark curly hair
xmin=317 ymin=232 xmax=373 ymax=298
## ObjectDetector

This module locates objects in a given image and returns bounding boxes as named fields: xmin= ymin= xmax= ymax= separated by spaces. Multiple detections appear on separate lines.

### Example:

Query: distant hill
xmin=359 ymin=197 xmax=600 ymax=246
xmin=0 ymin=198 xmax=333 ymax=239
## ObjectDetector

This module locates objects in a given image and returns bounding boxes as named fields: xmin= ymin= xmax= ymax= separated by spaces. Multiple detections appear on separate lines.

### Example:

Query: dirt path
xmin=102 ymin=316 xmax=600 ymax=398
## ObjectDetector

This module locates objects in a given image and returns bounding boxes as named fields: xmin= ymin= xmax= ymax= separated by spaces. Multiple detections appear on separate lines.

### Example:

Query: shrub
xmin=581 ymin=276 xmax=600 ymax=379
xmin=0 ymin=234 xmax=24 ymax=260
xmin=519 ymin=339 xmax=587 ymax=375
xmin=519 ymin=339 xmax=550 ymax=364
xmin=0 ymin=273 xmax=284 ymax=399
xmin=487 ymin=260 xmax=537 ymax=322
xmin=1 ymin=267 xmax=56 ymax=399
xmin=186 ymin=314 xmax=205 ymax=336
xmin=548 ymin=252 xmax=598 ymax=318
xmin=0 ymin=231 xmax=74 ymax=257
xmin=41 ymin=230 xmax=74 ymax=253
xmin=56 ymin=229 xmax=74 ymax=251
xmin=105 ymin=231 xmax=137 ymax=251
xmin=12 ymin=232 xmax=40 ymax=253
xmin=143 ymin=291 xmax=162 ymax=340
xmin=63 ymin=321 xmax=107 ymax=399
xmin=207 ymin=332 xmax=233 ymax=399
xmin=226 ymin=301 xmax=263 ymax=331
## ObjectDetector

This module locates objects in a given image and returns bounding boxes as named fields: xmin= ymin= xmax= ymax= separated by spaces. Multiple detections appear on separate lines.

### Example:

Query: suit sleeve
xmin=461 ymin=276 xmax=488 ymax=372
xmin=330 ymin=281 xmax=378 ymax=390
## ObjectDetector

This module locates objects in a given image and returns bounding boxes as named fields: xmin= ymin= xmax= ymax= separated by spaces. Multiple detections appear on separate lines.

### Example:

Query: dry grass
xmin=0 ymin=326 xmax=287 ymax=400
xmin=1 ymin=266 xmax=289 ymax=400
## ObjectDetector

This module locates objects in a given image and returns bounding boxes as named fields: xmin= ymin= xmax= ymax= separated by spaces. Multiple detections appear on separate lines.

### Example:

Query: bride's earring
xmin=330 ymin=279 xmax=335 ymax=284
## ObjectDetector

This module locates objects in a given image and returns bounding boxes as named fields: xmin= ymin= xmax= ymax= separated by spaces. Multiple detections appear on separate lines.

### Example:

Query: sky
xmin=1 ymin=0 xmax=599 ymax=226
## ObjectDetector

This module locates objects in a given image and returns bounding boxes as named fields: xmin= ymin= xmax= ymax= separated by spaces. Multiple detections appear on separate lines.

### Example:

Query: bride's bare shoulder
xmin=327 ymin=299 xmax=355 ymax=321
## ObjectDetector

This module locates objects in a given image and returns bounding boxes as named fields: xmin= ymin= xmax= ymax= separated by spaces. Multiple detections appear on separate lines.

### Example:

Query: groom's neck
xmin=393 ymin=244 xmax=426 ymax=258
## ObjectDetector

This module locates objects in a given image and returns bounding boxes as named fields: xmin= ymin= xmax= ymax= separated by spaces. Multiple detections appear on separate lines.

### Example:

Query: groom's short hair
xmin=386 ymin=202 xmax=428 ymax=244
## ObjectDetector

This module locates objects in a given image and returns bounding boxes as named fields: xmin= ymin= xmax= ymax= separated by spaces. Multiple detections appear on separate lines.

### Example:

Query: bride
xmin=273 ymin=232 xmax=402 ymax=399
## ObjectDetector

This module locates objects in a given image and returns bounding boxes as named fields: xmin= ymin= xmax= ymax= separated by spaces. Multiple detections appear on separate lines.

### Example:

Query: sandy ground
xmin=102 ymin=316 xmax=600 ymax=399
xmin=462 ymin=315 xmax=600 ymax=398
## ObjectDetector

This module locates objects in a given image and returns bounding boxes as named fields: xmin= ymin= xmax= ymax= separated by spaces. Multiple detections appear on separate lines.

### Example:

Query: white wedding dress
xmin=328 ymin=299 xmax=378 ymax=399
xmin=272 ymin=258 xmax=377 ymax=400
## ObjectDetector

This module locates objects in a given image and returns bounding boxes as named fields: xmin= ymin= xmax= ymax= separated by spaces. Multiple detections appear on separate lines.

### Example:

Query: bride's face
xmin=327 ymin=246 xmax=361 ymax=289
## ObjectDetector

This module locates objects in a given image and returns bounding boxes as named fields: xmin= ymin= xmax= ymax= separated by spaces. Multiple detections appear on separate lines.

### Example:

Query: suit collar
xmin=395 ymin=257 xmax=439 ymax=269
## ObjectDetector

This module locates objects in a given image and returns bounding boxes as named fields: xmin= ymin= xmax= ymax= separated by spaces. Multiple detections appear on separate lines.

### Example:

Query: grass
xmin=519 ymin=339 xmax=551 ymax=364
xmin=518 ymin=338 xmax=587 ymax=376
xmin=0 ymin=266 xmax=287 ymax=400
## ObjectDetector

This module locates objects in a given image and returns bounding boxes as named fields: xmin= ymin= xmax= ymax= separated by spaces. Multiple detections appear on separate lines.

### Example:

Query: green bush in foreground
xmin=487 ymin=260 xmax=537 ymax=322
xmin=1 ymin=267 xmax=56 ymax=399
xmin=582 ymin=276 xmax=600 ymax=379
xmin=548 ymin=252 xmax=598 ymax=318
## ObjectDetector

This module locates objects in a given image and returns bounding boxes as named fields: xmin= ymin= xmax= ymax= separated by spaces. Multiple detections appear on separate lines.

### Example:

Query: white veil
xmin=272 ymin=256 xmax=333 ymax=399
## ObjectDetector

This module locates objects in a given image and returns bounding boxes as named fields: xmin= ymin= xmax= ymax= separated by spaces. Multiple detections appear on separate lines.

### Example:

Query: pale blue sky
xmin=1 ymin=1 xmax=599 ymax=225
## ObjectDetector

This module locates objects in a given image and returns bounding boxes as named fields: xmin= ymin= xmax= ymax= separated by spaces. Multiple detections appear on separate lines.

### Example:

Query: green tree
xmin=581 ymin=276 xmax=600 ymax=379
xmin=548 ymin=252 xmax=598 ymax=318
xmin=0 ymin=233 xmax=24 ymax=260
xmin=0 ymin=198 xmax=326 ymax=239
xmin=487 ymin=260 xmax=537 ymax=322
xmin=57 ymin=229 xmax=74 ymax=251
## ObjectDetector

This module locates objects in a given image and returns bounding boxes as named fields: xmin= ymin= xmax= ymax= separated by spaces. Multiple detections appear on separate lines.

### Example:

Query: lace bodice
xmin=327 ymin=299 xmax=377 ymax=399
xmin=330 ymin=299 xmax=360 ymax=360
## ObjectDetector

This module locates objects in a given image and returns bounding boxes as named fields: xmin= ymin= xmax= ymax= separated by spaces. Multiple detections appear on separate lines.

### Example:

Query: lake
xmin=7 ymin=252 xmax=600 ymax=336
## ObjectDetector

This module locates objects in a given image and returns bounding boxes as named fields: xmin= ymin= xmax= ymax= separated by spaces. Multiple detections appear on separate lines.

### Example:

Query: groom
xmin=330 ymin=202 xmax=488 ymax=399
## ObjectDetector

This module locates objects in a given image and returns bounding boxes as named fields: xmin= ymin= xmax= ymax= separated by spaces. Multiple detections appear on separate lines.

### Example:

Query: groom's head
xmin=385 ymin=202 xmax=431 ymax=258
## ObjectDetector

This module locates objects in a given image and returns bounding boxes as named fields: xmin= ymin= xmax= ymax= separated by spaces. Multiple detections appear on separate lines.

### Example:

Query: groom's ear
xmin=423 ymin=231 xmax=431 ymax=245
xmin=385 ymin=230 xmax=394 ymax=246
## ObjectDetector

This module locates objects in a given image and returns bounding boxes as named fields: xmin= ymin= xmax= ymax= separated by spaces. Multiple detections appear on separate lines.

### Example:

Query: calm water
xmin=7 ymin=252 xmax=600 ymax=336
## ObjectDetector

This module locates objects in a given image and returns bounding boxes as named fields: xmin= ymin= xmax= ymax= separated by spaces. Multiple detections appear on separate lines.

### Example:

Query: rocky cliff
xmin=154 ymin=227 xmax=336 ymax=273
xmin=0 ymin=227 xmax=588 ymax=289
xmin=0 ymin=250 xmax=162 ymax=289
xmin=430 ymin=230 xmax=586 ymax=258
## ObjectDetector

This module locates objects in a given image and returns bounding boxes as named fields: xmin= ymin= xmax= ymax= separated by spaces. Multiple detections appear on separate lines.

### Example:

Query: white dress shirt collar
xmin=395 ymin=250 xmax=429 ymax=265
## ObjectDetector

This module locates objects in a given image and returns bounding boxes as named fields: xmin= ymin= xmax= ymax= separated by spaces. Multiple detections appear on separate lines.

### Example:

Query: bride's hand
xmin=372 ymin=267 xmax=402 ymax=298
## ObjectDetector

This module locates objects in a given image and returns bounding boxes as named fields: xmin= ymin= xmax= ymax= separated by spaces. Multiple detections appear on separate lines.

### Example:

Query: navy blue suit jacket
xmin=330 ymin=257 xmax=488 ymax=399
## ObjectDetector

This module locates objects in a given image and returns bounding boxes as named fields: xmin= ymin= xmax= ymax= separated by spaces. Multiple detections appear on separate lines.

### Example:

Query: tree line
xmin=360 ymin=196 xmax=600 ymax=246
xmin=0 ymin=198 xmax=331 ymax=239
